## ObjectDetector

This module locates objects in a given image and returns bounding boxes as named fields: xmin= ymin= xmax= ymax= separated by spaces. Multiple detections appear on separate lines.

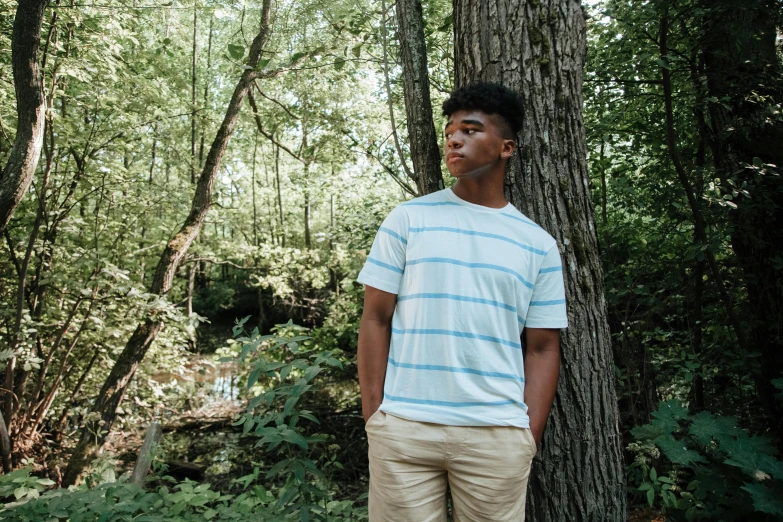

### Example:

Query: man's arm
xmin=523 ymin=328 xmax=561 ymax=444
xmin=358 ymin=285 xmax=397 ymax=423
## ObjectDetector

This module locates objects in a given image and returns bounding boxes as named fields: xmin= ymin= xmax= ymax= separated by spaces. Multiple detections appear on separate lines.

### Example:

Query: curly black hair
xmin=442 ymin=82 xmax=525 ymax=138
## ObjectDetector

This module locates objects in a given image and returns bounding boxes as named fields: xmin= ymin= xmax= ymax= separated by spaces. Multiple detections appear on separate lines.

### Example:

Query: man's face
xmin=444 ymin=110 xmax=514 ymax=179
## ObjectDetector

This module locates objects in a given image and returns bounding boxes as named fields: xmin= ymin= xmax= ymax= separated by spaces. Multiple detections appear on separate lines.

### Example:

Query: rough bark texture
xmin=0 ymin=0 xmax=48 ymax=233
xmin=61 ymin=0 xmax=273 ymax=486
xmin=453 ymin=0 xmax=626 ymax=519
xmin=698 ymin=0 xmax=783 ymax=438
xmin=395 ymin=0 xmax=444 ymax=195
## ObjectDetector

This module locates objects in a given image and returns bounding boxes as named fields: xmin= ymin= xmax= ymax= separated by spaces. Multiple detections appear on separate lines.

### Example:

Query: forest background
xmin=0 ymin=0 xmax=781 ymax=520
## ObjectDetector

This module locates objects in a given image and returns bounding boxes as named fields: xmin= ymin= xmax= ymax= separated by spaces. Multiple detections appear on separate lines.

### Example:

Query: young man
xmin=357 ymin=82 xmax=567 ymax=521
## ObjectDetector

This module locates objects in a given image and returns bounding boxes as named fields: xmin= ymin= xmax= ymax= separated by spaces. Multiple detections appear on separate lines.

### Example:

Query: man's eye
xmin=466 ymin=129 xmax=476 ymax=134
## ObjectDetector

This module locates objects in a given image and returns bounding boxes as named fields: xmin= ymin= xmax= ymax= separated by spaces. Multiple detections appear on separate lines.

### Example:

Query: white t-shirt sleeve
xmin=524 ymin=243 xmax=568 ymax=328
xmin=357 ymin=206 xmax=409 ymax=295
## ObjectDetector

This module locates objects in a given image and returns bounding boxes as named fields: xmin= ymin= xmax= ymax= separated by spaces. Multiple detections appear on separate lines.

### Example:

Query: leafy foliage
xmin=0 ymin=321 xmax=366 ymax=521
xmin=631 ymin=400 xmax=783 ymax=520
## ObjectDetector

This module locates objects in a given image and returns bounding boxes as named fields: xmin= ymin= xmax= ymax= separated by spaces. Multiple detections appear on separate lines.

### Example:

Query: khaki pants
xmin=366 ymin=411 xmax=537 ymax=522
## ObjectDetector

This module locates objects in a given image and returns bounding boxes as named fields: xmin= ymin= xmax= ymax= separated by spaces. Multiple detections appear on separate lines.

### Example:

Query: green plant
xmin=630 ymin=400 xmax=783 ymax=520
xmin=227 ymin=318 xmax=355 ymax=520
xmin=0 ymin=320 xmax=366 ymax=521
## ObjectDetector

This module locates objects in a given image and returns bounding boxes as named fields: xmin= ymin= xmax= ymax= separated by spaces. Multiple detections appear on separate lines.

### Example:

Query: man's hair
xmin=442 ymin=82 xmax=525 ymax=138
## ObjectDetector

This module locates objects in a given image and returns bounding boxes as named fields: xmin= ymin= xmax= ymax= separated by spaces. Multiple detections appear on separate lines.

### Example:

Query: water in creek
xmin=149 ymin=355 xmax=248 ymax=481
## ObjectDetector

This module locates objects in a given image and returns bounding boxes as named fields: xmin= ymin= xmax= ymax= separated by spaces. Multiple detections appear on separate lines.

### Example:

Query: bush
xmin=630 ymin=400 xmax=783 ymax=521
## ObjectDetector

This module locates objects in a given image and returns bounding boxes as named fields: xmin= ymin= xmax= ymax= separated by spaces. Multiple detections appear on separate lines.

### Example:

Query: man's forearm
xmin=523 ymin=348 xmax=560 ymax=444
xmin=358 ymin=315 xmax=391 ymax=422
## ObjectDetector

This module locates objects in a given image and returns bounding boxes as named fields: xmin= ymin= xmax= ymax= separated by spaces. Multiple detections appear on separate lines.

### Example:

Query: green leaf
xmin=655 ymin=436 xmax=708 ymax=466
xmin=282 ymin=429 xmax=308 ymax=450
xmin=688 ymin=411 xmax=743 ymax=447
xmin=228 ymin=43 xmax=245 ymax=60
xmin=631 ymin=420 xmax=666 ymax=441
xmin=334 ymin=58 xmax=346 ymax=71
xmin=741 ymin=482 xmax=783 ymax=516
xmin=721 ymin=435 xmax=781 ymax=480
xmin=304 ymin=365 xmax=321 ymax=381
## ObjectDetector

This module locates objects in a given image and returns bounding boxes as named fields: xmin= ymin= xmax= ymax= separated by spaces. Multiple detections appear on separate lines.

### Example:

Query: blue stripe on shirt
xmin=408 ymin=227 xmax=547 ymax=256
xmin=396 ymin=293 xmax=525 ymax=325
xmin=539 ymin=266 xmax=562 ymax=273
xmin=388 ymin=358 xmax=524 ymax=383
xmin=367 ymin=257 xmax=403 ymax=274
xmin=500 ymin=212 xmax=540 ymax=228
xmin=378 ymin=226 xmax=407 ymax=245
xmin=529 ymin=299 xmax=566 ymax=306
xmin=384 ymin=392 xmax=523 ymax=408
xmin=391 ymin=327 xmax=520 ymax=349
xmin=406 ymin=257 xmax=535 ymax=289
xmin=397 ymin=293 xmax=516 ymax=312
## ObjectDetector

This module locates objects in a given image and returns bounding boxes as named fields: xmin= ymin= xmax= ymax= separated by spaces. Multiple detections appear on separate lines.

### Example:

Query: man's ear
xmin=500 ymin=139 xmax=515 ymax=160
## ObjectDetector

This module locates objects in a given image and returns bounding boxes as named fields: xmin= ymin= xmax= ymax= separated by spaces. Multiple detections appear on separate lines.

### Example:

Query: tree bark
xmin=395 ymin=0 xmax=444 ymax=195
xmin=453 ymin=0 xmax=626 ymax=519
xmin=0 ymin=0 xmax=48 ymax=233
xmin=61 ymin=0 xmax=274 ymax=486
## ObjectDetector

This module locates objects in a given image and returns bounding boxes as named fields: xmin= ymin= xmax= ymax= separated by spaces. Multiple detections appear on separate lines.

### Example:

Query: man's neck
xmin=451 ymin=168 xmax=508 ymax=209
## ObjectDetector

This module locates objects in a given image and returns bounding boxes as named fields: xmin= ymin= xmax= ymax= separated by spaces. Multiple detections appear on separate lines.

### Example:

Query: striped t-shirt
xmin=357 ymin=188 xmax=568 ymax=428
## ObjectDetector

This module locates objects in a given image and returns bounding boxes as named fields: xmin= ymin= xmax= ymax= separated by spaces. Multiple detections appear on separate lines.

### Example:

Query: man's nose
xmin=447 ymin=134 xmax=462 ymax=148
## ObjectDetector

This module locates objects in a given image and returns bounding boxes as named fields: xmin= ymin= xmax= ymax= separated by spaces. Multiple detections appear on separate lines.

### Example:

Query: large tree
xmin=0 ymin=0 xmax=48 ymax=233
xmin=62 ymin=0 xmax=274 ymax=485
xmin=452 ymin=0 xmax=626 ymax=519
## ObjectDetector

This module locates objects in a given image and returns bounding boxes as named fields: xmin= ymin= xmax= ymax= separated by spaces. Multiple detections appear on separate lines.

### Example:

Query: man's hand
xmin=358 ymin=286 xmax=397 ymax=423
xmin=523 ymin=328 xmax=561 ymax=445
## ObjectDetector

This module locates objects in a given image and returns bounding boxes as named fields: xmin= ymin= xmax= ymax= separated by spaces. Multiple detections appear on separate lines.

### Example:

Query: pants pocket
xmin=365 ymin=409 xmax=386 ymax=431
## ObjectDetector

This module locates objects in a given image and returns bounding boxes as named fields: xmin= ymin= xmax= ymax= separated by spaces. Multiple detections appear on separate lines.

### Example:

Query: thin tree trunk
xmin=198 ymin=16 xmax=213 ymax=168
xmin=190 ymin=6 xmax=198 ymax=184
xmin=62 ymin=0 xmax=274 ymax=485
xmin=453 ymin=0 xmax=626 ymax=518
xmin=252 ymin=132 xmax=259 ymax=246
xmin=275 ymin=144 xmax=284 ymax=247
xmin=0 ymin=0 xmax=48 ymax=233
xmin=0 ymin=410 xmax=10 ymax=473
xmin=304 ymin=190 xmax=311 ymax=248
xmin=395 ymin=0 xmax=444 ymax=195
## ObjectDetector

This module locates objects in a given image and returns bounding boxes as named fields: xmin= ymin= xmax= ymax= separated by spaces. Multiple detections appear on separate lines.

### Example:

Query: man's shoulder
xmin=499 ymin=207 xmax=559 ymax=252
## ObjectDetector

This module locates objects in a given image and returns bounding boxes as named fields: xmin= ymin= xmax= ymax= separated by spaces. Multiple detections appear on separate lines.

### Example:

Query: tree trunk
xmin=62 ymin=0 xmax=274 ymax=485
xmin=190 ymin=5 xmax=198 ymax=184
xmin=304 ymin=189 xmax=311 ymax=248
xmin=395 ymin=0 xmax=444 ymax=195
xmin=699 ymin=0 xmax=783 ymax=438
xmin=453 ymin=0 xmax=626 ymax=519
xmin=275 ymin=143 xmax=285 ymax=247
xmin=0 ymin=0 xmax=48 ymax=233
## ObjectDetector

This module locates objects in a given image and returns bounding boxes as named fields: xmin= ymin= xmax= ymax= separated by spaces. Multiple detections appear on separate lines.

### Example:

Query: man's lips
xmin=446 ymin=153 xmax=463 ymax=162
